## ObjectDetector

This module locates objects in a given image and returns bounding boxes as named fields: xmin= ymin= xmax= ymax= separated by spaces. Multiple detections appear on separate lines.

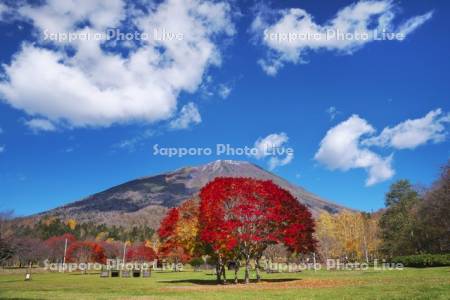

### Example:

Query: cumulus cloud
xmin=314 ymin=115 xmax=394 ymax=186
xmin=315 ymin=109 xmax=450 ymax=186
xmin=253 ymin=132 xmax=294 ymax=169
xmin=169 ymin=102 xmax=202 ymax=130
xmin=24 ymin=118 xmax=56 ymax=132
xmin=251 ymin=0 xmax=433 ymax=75
xmin=0 ymin=0 xmax=234 ymax=129
xmin=362 ymin=109 xmax=450 ymax=149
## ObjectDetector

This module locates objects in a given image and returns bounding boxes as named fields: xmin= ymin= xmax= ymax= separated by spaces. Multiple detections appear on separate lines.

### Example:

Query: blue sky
xmin=0 ymin=0 xmax=449 ymax=216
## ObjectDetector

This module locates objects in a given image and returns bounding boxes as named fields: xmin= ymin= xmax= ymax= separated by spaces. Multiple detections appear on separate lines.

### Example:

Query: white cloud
xmin=254 ymin=132 xmax=288 ymax=158
xmin=251 ymin=0 xmax=433 ymax=75
xmin=198 ymin=77 xmax=233 ymax=100
xmin=363 ymin=109 xmax=450 ymax=149
xmin=0 ymin=0 xmax=234 ymax=129
xmin=257 ymin=58 xmax=282 ymax=77
xmin=326 ymin=106 xmax=340 ymax=121
xmin=314 ymin=115 xmax=394 ymax=186
xmin=315 ymin=109 xmax=450 ymax=185
xmin=268 ymin=154 xmax=294 ymax=170
xmin=24 ymin=118 xmax=57 ymax=132
xmin=169 ymin=102 xmax=202 ymax=130
xmin=253 ymin=132 xmax=294 ymax=169
xmin=0 ymin=3 xmax=6 ymax=17
xmin=115 ymin=129 xmax=155 ymax=152
xmin=218 ymin=84 xmax=232 ymax=99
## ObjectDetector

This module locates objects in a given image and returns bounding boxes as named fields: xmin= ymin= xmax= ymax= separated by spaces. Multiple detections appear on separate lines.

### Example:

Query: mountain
xmin=34 ymin=160 xmax=348 ymax=228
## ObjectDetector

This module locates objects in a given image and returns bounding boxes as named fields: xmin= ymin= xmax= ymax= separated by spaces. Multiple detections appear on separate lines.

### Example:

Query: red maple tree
xmin=199 ymin=177 xmax=316 ymax=283
xmin=44 ymin=233 xmax=77 ymax=263
xmin=66 ymin=241 xmax=106 ymax=265
xmin=157 ymin=207 xmax=179 ymax=241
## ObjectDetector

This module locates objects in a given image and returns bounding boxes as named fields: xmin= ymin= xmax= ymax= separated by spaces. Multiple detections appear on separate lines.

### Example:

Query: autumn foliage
xmin=199 ymin=177 xmax=316 ymax=283
xmin=157 ymin=208 xmax=179 ymax=242
xmin=66 ymin=241 xmax=106 ymax=264
xmin=315 ymin=210 xmax=381 ymax=262
xmin=126 ymin=243 xmax=157 ymax=262
xmin=199 ymin=178 xmax=316 ymax=251
xmin=157 ymin=199 xmax=199 ymax=264
xmin=44 ymin=233 xmax=77 ymax=262
xmin=157 ymin=177 xmax=316 ymax=283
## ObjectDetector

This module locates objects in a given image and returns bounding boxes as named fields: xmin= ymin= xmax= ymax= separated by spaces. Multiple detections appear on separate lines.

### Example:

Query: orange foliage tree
xmin=157 ymin=199 xmax=200 ymax=269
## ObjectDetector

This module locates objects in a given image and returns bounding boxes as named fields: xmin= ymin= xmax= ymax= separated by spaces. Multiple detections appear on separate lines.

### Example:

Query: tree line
xmin=0 ymin=215 xmax=155 ymax=267
xmin=11 ymin=217 xmax=154 ymax=242
xmin=315 ymin=161 xmax=449 ymax=260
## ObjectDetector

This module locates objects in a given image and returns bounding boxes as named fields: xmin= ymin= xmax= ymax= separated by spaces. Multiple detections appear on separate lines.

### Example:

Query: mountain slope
xmin=37 ymin=160 xmax=348 ymax=228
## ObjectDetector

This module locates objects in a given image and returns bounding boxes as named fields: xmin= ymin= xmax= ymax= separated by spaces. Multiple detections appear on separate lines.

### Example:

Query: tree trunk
xmin=234 ymin=261 xmax=239 ymax=284
xmin=255 ymin=257 xmax=261 ymax=282
xmin=221 ymin=263 xmax=227 ymax=285
xmin=244 ymin=254 xmax=250 ymax=284
xmin=215 ymin=261 xmax=222 ymax=283
xmin=313 ymin=252 xmax=317 ymax=272
xmin=363 ymin=233 xmax=369 ymax=263
xmin=174 ymin=257 xmax=178 ymax=272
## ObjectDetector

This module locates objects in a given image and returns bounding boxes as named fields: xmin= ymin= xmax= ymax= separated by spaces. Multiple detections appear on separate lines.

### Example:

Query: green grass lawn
xmin=0 ymin=267 xmax=449 ymax=299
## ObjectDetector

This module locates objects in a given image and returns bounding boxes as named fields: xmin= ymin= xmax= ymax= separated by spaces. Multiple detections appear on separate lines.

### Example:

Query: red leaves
xmin=44 ymin=233 xmax=76 ymax=249
xmin=66 ymin=241 xmax=106 ymax=264
xmin=126 ymin=243 xmax=156 ymax=262
xmin=159 ymin=246 xmax=191 ymax=264
xmin=157 ymin=208 xmax=179 ymax=240
xmin=44 ymin=233 xmax=77 ymax=262
xmin=156 ymin=177 xmax=316 ymax=272
xmin=199 ymin=177 xmax=316 ymax=255
xmin=157 ymin=199 xmax=200 ymax=262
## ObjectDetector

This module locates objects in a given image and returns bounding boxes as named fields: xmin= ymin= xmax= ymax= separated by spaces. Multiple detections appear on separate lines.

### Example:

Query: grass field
xmin=0 ymin=267 xmax=449 ymax=299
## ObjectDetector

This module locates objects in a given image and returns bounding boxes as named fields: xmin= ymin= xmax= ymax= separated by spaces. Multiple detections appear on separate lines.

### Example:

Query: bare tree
xmin=0 ymin=211 xmax=15 ymax=265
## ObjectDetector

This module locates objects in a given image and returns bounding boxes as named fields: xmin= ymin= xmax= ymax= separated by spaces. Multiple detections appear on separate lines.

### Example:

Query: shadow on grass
xmin=158 ymin=278 xmax=300 ymax=285
xmin=68 ymin=272 xmax=101 ymax=276
xmin=153 ymin=271 xmax=191 ymax=274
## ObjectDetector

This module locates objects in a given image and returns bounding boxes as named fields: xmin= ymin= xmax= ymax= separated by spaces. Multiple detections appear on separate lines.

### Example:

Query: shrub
xmin=189 ymin=257 xmax=204 ymax=270
xmin=391 ymin=254 xmax=450 ymax=268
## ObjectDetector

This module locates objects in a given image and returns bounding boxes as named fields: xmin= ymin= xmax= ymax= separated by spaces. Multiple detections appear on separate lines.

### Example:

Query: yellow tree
xmin=174 ymin=198 xmax=200 ymax=257
xmin=66 ymin=219 xmax=77 ymax=230
xmin=157 ymin=198 xmax=200 ymax=265
xmin=360 ymin=212 xmax=381 ymax=262
xmin=315 ymin=211 xmax=339 ymax=260
xmin=335 ymin=210 xmax=365 ymax=260
xmin=316 ymin=210 xmax=382 ymax=262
